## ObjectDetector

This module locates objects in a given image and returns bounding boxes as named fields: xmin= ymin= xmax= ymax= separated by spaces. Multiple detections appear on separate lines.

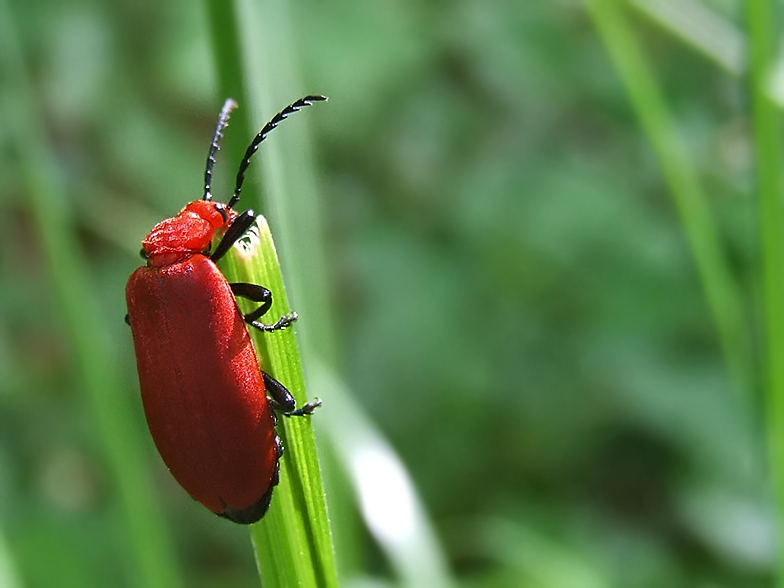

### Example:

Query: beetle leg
xmin=262 ymin=371 xmax=322 ymax=416
xmin=230 ymin=282 xmax=298 ymax=331
xmin=211 ymin=209 xmax=257 ymax=263
xmin=263 ymin=371 xmax=295 ymax=412
xmin=286 ymin=398 xmax=322 ymax=417
xmin=230 ymin=282 xmax=272 ymax=319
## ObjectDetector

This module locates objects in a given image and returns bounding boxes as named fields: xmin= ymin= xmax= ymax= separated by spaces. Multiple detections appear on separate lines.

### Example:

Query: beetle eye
xmin=215 ymin=205 xmax=230 ymax=223
xmin=139 ymin=248 xmax=149 ymax=259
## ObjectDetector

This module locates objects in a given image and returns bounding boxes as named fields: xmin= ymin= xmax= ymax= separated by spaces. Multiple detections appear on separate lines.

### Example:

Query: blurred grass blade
xmin=745 ymin=1 xmax=784 ymax=585
xmin=584 ymin=0 xmax=753 ymax=398
xmin=311 ymin=361 xmax=455 ymax=588
xmin=0 ymin=3 xmax=182 ymax=588
xmin=628 ymin=0 xmax=744 ymax=74
xmin=768 ymin=40 xmax=784 ymax=115
xmin=232 ymin=0 xmax=338 ymax=363
xmin=205 ymin=0 xmax=337 ymax=583
xmin=218 ymin=217 xmax=338 ymax=588
xmin=629 ymin=0 xmax=784 ymax=114
xmin=205 ymin=0 xmax=454 ymax=583
xmin=204 ymin=0 xmax=336 ymax=361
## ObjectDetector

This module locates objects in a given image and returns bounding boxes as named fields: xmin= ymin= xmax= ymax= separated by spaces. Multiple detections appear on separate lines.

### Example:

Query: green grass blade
xmin=232 ymin=0 xmax=338 ymax=363
xmin=584 ymin=0 xmax=753 ymax=398
xmin=745 ymin=1 xmax=784 ymax=584
xmin=218 ymin=217 xmax=338 ymax=588
xmin=626 ymin=0 xmax=784 ymax=114
xmin=0 ymin=2 xmax=182 ymax=587
xmin=204 ymin=0 xmax=337 ymax=584
xmin=628 ymin=0 xmax=744 ymax=75
xmin=204 ymin=0 xmax=453 ymax=583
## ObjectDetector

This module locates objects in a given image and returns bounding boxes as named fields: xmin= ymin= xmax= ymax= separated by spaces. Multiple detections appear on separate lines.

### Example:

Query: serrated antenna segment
xmin=229 ymin=95 xmax=327 ymax=209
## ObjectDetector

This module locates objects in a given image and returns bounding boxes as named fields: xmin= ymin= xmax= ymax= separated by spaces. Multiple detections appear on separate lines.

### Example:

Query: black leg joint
xmin=264 ymin=371 xmax=296 ymax=413
xmin=263 ymin=371 xmax=321 ymax=417
xmin=230 ymin=282 xmax=273 ymax=321
xmin=230 ymin=282 xmax=297 ymax=330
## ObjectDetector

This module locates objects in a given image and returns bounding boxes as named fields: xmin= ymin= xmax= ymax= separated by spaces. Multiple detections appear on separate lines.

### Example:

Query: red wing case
xmin=126 ymin=255 xmax=277 ymax=517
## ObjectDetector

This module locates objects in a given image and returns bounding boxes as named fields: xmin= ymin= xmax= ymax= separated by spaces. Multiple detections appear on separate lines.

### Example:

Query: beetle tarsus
xmin=285 ymin=397 xmax=322 ymax=417
xmin=249 ymin=312 xmax=297 ymax=332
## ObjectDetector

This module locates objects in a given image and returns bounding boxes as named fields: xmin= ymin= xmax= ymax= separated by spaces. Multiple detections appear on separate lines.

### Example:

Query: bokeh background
xmin=0 ymin=0 xmax=774 ymax=586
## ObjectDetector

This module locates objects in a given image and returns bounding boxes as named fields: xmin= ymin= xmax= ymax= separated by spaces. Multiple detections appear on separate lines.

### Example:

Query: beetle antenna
xmin=204 ymin=98 xmax=239 ymax=201
xmin=229 ymin=95 xmax=327 ymax=209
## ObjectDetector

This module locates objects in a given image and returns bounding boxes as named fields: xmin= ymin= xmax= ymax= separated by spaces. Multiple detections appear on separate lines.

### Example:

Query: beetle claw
xmin=285 ymin=397 xmax=322 ymax=417
xmin=249 ymin=312 xmax=298 ymax=332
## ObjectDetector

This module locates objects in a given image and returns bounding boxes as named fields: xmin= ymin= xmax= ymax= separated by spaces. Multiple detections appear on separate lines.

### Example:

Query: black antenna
xmin=229 ymin=95 xmax=327 ymax=209
xmin=204 ymin=98 xmax=239 ymax=201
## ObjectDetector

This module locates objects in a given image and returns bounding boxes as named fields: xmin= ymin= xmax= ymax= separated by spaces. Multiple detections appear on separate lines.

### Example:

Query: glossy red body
xmin=126 ymin=201 xmax=277 ymax=521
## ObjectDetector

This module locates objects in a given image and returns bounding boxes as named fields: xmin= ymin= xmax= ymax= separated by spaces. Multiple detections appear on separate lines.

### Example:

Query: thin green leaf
xmin=627 ymin=0 xmax=784 ymax=112
xmin=628 ymin=0 xmax=744 ymax=74
xmin=204 ymin=0 xmax=454 ymax=584
xmin=219 ymin=217 xmax=338 ymax=588
xmin=745 ymin=1 xmax=784 ymax=585
xmin=584 ymin=0 xmax=753 ymax=398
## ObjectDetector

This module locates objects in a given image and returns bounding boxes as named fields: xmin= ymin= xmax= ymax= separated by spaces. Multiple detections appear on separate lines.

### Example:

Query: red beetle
xmin=125 ymin=96 xmax=324 ymax=524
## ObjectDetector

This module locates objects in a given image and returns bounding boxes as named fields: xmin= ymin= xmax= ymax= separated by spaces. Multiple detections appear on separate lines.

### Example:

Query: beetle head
xmin=141 ymin=200 xmax=235 ymax=267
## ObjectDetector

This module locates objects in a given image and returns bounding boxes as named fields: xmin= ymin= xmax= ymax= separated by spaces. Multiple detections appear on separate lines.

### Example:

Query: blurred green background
xmin=0 ymin=0 xmax=776 ymax=586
